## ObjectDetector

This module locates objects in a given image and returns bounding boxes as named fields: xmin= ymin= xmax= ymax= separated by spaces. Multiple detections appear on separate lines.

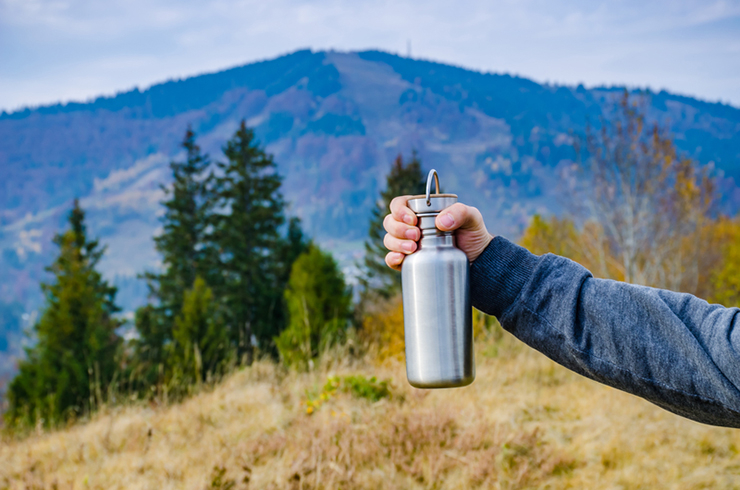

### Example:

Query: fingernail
xmin=440 ymin=213 xmax=455 ymax=228
xmin=405 ymin=228 xmax=418 ymax=240
xmin=402 ymin=241 xmax=415 ymax=252
xmin=403 ymin=214 xmax=414 ymax=225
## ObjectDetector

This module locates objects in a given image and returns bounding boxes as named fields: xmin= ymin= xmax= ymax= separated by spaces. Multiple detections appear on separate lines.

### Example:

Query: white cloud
xmin=0 ymin=0 xmax=739 ymax=110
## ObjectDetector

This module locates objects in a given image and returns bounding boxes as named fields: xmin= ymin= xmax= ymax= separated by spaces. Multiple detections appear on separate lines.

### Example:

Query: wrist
xmin=470 ymin=236 xmax=539 ymax=318
xmin=470 ymin=233 xmax=495 ymax=262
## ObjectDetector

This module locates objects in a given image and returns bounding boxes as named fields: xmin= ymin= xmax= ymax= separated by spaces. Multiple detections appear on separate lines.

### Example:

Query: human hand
xmin=383 ymin=196 xmax=494 ymax=271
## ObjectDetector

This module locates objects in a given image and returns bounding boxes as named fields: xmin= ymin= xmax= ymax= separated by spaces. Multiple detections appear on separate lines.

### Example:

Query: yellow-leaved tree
xmin=523 ymin=91 xmax=728 ymax=301
xmin=709 ymin=217 xmax=740 ymax=307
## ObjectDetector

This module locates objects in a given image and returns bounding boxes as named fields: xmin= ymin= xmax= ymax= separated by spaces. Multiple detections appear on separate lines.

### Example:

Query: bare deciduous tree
xmin=572 ymin=91 xmax=714 ymax=291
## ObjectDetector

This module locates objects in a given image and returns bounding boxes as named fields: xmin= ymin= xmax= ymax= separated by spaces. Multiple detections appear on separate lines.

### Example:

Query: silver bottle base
xmin=407 ymin=375 xmax=475 ymax=389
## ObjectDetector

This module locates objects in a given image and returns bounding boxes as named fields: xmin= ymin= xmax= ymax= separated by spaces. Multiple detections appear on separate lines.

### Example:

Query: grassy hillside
xmin=2 ymin=330 xmax=739 ymax=489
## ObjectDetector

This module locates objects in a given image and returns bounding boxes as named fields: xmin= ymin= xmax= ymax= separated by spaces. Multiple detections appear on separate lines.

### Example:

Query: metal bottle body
xmin=402 ymin=213 xmax=474 ymax=388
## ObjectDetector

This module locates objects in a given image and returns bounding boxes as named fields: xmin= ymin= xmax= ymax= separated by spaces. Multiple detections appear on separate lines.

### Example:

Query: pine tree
xmin=210 ymin=120 xmax=286 ymax=357
xmin=360 ymin=153 xmax=426 ymax=300
xmin=128 ymin=304 xmax=167 ymax=391
xmin=144 ymin=126 xmax=213 ymax=321
xmin=5 ymin=200 xmax=122 ymax=427
xmin=133 ymin=127 xmax=214 ymax=388
xmin=275 ymin=245 xmax=352 ymax=369
xmin=281 ymin=217 xmax=312 ymax=283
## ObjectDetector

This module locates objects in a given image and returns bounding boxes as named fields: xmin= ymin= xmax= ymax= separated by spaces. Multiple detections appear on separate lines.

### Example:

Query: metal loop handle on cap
xmin=425 ymin=169 xmax=440 ymax=206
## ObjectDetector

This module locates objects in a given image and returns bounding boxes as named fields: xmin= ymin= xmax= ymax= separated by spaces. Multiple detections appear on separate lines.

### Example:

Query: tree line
xmin=3 ymin=119 xmax=427 ymax=428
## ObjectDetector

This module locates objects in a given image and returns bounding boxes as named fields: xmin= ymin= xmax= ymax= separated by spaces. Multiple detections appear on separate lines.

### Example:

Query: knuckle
xmin=445 ymin=202 xmax=463 ymax=217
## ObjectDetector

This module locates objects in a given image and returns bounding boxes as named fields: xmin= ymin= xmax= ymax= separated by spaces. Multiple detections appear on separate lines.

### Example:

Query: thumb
xmin=435 ymin=203 xmax=484 ymax=232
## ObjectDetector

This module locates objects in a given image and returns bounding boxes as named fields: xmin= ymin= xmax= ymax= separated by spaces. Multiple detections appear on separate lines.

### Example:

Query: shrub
xmin=304 ymin=375 xmax=392 ymax=414
xmin=359 ymin=296 xmax=405 ymax=362
xmin=275 ymin=245 xmax=352 ymax=369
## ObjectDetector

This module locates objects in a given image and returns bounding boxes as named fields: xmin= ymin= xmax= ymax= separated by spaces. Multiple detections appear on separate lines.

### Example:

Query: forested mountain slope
xmin=1 ymin=49 xmax=738 ymax=381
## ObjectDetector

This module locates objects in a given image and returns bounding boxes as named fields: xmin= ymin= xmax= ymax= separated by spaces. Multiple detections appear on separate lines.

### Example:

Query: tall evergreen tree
xmin=210 ymin=120 xmax=286 ymax=357
xmin=134 ymin=127 xmax=215 ymax=387
xmin=280 ymin=217 xmax=312 ymax=283
xmin=360 ymin=152 xmax=426 ymax=300
xmin=128 ymin=304 xmax=167 ymax=391
xmin=5 ymin=200 xmax=122 ymax=427
xmin=144 ymin=126 xmax=213 ymax=319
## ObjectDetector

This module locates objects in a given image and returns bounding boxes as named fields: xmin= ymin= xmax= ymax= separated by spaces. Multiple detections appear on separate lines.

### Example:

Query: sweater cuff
xmin=470 ymin=236 xmax=539 ymax=318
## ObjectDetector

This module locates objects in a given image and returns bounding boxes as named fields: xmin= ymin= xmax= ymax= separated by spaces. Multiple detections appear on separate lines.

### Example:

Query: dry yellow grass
xmin=2 ymin=330 xmax=740 ymax=489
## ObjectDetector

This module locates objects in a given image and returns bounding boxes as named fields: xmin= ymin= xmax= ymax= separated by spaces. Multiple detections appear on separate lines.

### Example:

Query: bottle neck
xmin=417 ymin=213 xmax=455 ymax=248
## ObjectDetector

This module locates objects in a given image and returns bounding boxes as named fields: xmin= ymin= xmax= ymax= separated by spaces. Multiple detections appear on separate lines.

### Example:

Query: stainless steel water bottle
xmin=401 ymin=169 xmax=474 ymax=388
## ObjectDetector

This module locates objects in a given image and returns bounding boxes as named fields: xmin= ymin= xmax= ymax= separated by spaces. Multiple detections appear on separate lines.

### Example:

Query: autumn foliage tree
xmin=570 ymin=92 xmax=712 ymax=288
xmin=522 ymin=91 xmax=740 ymax=303
xmin=709 ymin=218 xmax=740 ymax=307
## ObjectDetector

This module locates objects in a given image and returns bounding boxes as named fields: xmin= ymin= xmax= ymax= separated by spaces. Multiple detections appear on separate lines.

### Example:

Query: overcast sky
xmin=1 ymin=0 xmax=739 ymax=112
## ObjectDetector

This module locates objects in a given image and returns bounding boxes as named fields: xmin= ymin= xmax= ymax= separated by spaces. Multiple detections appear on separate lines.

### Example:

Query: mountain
xmin=1 ymin=49 xmax=739 ymax=380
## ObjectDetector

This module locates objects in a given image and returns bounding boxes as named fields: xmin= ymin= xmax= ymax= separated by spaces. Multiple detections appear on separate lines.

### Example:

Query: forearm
xmin=471 ymin=236 xmax=740 ymax=427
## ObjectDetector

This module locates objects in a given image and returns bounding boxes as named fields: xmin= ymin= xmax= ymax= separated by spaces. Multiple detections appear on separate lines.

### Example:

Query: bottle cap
xmin=407 ymin=169 xmax=457 ymax=214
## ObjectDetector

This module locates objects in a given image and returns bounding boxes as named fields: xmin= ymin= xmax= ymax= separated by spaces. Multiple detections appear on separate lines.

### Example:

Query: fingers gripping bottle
xmin=401 ymin=169 xmax=474 ymax=388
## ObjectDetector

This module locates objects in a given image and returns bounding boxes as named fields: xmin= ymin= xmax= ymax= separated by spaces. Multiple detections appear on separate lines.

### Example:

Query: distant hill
xmin=1 ymin=49 xmax=739 ymax=380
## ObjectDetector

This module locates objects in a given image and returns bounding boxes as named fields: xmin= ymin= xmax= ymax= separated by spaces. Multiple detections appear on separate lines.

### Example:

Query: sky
xmin=1 ymin=0 xmax=739 ymax=112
